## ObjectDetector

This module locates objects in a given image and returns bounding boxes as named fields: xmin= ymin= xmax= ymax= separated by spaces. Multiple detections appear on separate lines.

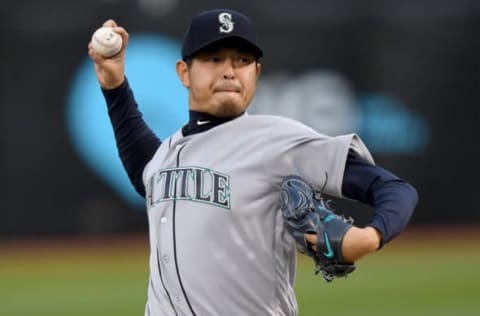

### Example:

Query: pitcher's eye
xmin=236 ymin=55 xmax=255 ymax=65
xmin=207 ymin=56 xmax=221 ymax=63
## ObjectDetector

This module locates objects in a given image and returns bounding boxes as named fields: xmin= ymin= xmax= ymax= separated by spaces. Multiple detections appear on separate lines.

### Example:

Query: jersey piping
xmin=173 ymin=144 xmax=197 ymax=315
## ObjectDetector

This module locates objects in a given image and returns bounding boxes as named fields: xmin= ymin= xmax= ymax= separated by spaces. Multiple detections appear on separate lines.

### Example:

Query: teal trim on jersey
xmin=146 ymin=166 xmax=231 ymax=210
xmin=322 ymin=232 xmax=335 ymax=259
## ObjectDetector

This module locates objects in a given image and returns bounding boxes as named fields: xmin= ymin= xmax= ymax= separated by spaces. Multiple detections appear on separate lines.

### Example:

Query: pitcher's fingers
xmin=88 ymin=43 xmax=105 ymax=62
xmin=305 ymin=233 xmax=317 ymax=251
xmin=112 ymin=26 xmax=129 ymax=49
xmin=103 ymin=19 xmax=117 ymax=28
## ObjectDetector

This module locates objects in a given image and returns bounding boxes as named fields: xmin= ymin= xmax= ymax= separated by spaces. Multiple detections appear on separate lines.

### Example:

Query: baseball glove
xmin=280 ymin=175 xmax=355 ymax=282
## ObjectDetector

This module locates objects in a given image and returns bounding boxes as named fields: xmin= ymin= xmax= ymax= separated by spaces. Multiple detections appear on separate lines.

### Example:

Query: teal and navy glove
xmin=280 ymin=175 xmax=355 ymax=282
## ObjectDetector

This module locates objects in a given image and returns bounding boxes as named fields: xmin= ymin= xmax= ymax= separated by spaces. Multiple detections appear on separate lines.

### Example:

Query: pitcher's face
xmin=177 ymin=47 xmax=261 ymax=117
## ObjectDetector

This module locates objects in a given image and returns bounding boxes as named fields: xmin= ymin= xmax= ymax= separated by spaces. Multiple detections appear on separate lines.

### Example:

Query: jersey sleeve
xmin=102 ymin=77 xmax=161 ymax=197
xmin=261 ymin=116 xmax=417 ymax=246
xmin=262 ymin=117 xmax=373 ymax=198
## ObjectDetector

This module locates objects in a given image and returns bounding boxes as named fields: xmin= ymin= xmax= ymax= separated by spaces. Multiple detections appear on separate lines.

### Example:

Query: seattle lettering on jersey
xmin=146 ymin=167 xmax=231 ymax=209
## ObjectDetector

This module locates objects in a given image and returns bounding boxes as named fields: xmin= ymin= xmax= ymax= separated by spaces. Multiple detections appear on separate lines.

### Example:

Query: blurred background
xmin=1 ymin=0 xmax=479 ymax=315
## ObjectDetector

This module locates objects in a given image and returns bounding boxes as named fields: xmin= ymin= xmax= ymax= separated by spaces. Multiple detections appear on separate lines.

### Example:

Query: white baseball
xmin=91 ymin=27 xmax=123 ymax=57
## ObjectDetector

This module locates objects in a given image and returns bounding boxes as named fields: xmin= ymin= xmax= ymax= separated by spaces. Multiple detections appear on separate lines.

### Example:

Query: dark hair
xmin=183 ymin=57 xmax=193 ymax=67
xmin=182 ymin=38 xmax=261 ymax=67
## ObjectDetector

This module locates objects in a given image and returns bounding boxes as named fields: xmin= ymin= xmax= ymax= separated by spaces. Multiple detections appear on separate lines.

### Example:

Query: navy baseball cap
xmin=181 ymin=9 xmax=263 ymax=60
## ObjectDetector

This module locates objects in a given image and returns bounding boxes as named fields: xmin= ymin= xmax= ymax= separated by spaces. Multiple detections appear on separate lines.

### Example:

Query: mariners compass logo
xmin=218 ymin=12 xmax=234 ymax=33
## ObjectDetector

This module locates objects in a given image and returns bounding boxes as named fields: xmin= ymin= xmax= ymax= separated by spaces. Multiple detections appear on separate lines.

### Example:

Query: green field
xmin=1 ymin=228 xmax=479 ymax=316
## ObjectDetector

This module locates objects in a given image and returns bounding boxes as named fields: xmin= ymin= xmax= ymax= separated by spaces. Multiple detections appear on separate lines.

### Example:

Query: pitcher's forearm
xmin=341 ymin=226 xmax=382 ymax=262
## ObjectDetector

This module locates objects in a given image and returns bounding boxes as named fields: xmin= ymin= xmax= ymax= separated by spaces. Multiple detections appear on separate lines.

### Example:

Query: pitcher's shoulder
xmin=240 ymin=114 xmax=313 ymax=130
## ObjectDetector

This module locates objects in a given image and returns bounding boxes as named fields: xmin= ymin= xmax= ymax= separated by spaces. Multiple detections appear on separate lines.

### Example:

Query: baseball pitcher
xmin=88 ymin=9 xmax=418 ymax=316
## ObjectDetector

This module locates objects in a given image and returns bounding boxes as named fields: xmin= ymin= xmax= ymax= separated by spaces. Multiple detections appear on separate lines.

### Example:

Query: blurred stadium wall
xmin=1 ymin=0 xmax=479 ymax=237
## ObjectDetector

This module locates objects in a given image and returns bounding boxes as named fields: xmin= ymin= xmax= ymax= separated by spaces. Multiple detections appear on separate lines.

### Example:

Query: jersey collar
xmin=182 ymin=110 xmax=245 ymax=136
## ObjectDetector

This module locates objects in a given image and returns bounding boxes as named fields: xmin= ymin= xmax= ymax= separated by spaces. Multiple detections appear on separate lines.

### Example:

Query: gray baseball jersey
xmin=142 ymin=114 xmax=374 ymax=316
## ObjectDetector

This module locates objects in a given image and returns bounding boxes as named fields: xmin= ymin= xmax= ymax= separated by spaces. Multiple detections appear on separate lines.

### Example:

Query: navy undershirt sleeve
xmin=342 ymin=151 xmax=418 ymax=247
xmin=102 ymin=78 xmax=161 ymax=197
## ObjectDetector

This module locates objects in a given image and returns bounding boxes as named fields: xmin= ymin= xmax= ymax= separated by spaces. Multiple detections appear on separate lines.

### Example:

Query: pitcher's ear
xmin=256 ymin=62 xmax=262 ymax=79
xmin=176 ymin=60 xmax=190 ymax=88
